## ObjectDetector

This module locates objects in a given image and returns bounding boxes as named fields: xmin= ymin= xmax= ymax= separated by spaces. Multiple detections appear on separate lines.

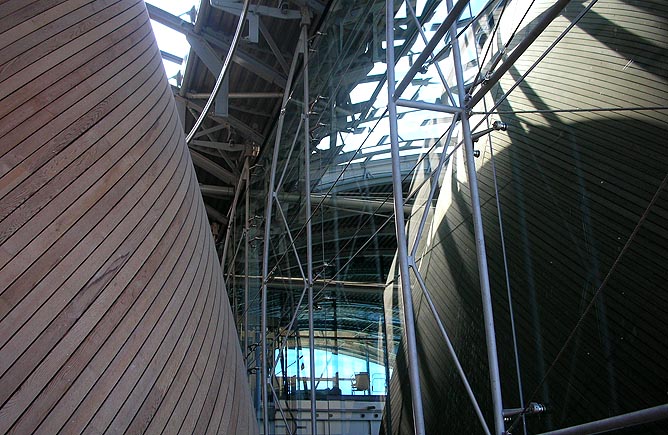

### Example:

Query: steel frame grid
xmin=212 ymin=0 xmax=668 ymax=434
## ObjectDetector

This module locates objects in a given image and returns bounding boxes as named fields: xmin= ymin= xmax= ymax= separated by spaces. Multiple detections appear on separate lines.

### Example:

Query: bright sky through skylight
xmin=146 ymin=0 xmax=198 ymax=84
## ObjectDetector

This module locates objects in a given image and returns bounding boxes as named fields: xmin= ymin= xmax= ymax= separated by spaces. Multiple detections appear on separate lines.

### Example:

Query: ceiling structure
xmin=146 ymin=0 xmax=328 ymax=228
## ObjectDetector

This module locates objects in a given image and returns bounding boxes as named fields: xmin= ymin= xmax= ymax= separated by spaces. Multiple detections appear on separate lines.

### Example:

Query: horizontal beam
xmin=278 ymin=192 xmax=412 ymax=215
xmin=176 ymin=96 xmax=265 ymax=144
xmin=244 ymin=274 xmax=386 ymax=293
xmin=200 ymin=184 xmax=235 ymax=198
xmin=190 ymin=149 xmax=238 ymax=185
xmin=160 ymin=50 xmax=182 ymax=64
xmin=396 ymin=98 xmax=462 ymax=114
xmin=205 ymin=203 xmax=229 ymax=225
xmin=186 ymin=92 xmax=283 ymax=99
xmin=146 ymin=3 xmax=286 ymax=88
xmin=191 ymin=139 xmax=249 ymax=152
xmin=210 ymin=1 xmax=302 ymax=20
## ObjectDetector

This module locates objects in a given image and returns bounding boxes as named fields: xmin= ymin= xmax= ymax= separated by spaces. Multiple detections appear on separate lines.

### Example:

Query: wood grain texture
xmin=0 ymin=1 xmax=258 ymax=434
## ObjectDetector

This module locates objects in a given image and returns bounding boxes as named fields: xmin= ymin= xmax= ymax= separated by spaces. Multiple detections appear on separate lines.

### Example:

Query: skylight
xmin=145 ymin=0 xmax=198 ymax=85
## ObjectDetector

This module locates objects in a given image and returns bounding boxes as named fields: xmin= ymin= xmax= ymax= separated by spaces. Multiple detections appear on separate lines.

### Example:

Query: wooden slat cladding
xmin=384 ymin=1 xmax=668 ymax=434
xmin=0 ymin=1 xmax=258 ymax=434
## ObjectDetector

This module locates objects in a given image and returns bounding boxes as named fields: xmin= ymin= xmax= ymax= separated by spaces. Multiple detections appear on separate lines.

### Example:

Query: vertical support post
xmin=244 ymin=153 xmax=251 ymax=369
xmin=261 ymin=25 xmax=304 ymax=435
xmin=260 ymin=146 xmax=275 ymax=435
xmin=301 ymin=15 xmax=318 ymax=435
xmin=385 ymin=1 xmax=426 ymax=434
xmin=446 ymin=1 xmax=505 ymax=434
xmin=220 ymin=159 xmax=248 ymax=275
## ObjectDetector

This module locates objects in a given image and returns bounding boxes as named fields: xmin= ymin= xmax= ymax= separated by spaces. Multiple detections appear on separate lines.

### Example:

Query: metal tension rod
xmin=260 ymin=27 xmax=303 ymax=435
xmin=185 ymin=0 xmax=251 ymax=144
xmin=467 ymin=0 xmax=572 ymax=109
xmin=243 ymin=154 xmax=250 ymax=369
xmin=446 ymin=0 xmax=505 ymax=433
xmin=386 ymin=1 xmax=426 ymax=434
xmin=220 ymin=158 xmax=248 ymax=274
xmin=538 ymin=404 xmax=668 ymax=435
xmin=393 ymin=0 xmax=470 ymax=101
xmin=300 ymin=11 xmax=318 ymax=435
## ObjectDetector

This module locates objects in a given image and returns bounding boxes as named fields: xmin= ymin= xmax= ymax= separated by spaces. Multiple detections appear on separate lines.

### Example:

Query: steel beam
xmin=386 ymin=1 xmax=426 ymax=434
xmin=186 ymin=33 xmax=223 ymax=74
xmin=300 ymin=16 xmax=318 ymax=435
xmin=190 ymin=140 xmax=248 ymax=152
xmin=159 ymin=50 xmax=182 ymax=64
xmin=259 ymin=18 xmax=290 ymax=74
xmin=220 ymin=158 xmax=248 ymax=275
xmin=467 ymin=0 xmax=572 ymax=109
xmin=244 ymin=155 xmax=251 ymax=369
xmin=185 ymin=0 xmax=250 ymax=145
xmin=205 ymin=203 xmax=229 ymax=225
xmin=446 ymin=0 xmax=504 ymax=434
xmin=145 ymin=3 xmax=287 ymax=88
xmin=177 ymin=97 xmax=264 ymax=144
xmin=199 ymin=184 xmax=235 ymax=198
xmin=210 ymin=1 xmax=302 ymax=20
xmin=187 ymin=92 xmax=284 ymax=99
xmin=396 ymin=98 xmax=462 ymax=114
xmin=260 ymin=29 xmax=303 ymax=435
xmin=393 ymin=0 xmax=470 ymax=101
xmin=189 ymin=149 xmax=238 ymax=185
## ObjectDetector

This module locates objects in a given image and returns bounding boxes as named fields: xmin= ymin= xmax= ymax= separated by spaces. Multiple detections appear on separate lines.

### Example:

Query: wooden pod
xmin=384 ymin=0 xmax=668 ymax=434
xmin=0 ymin=1 xmax=258 ymax=434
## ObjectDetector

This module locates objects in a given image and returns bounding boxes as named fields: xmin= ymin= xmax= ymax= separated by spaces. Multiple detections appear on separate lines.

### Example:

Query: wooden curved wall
xmin=0 ymin=1 xmax=258 ymax=434
xmin=384 ymin=0 xmax=668 ymax=434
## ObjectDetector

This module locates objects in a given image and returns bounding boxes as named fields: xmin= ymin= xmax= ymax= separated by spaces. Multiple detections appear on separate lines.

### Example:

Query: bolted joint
xmin=492 ymin=120 xmax=508 ymax=131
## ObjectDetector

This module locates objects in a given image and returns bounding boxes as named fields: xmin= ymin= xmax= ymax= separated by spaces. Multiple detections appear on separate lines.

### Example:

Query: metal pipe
xmin=220 ymin=159 xmax=247 ymax=274
xmin=244 ymin=154 xmax=250 ymax=369
xmin=410 ymin=115 xmax=458 ymax=258
xmin=199 ymin=184 xmax=235 ymax=198
xmin=185 ymin=0 xmax=251 ymax=144
xmin=260 ymin=31 xmax=303 ymax=435
xmin=446 ymin=0 xmax=504 ymax=434
xmin=396 ymin=98 xmax=462 ymax=114
xmin=468 ymin=0 xmax=599 ymax=149
xmin=186 ymin=91 xmax=284 ymax=99
xmin=274 ymin=196 xmax=307 ymax=282
xmin=393 ymin=0 xmax=470 ymax=101
xmin=275 ymin=118 xmax=303 ymax=195
xmin=538 ymin=404 xmax=668 ymax=435
xmin=467 ymin=0 xmax=572 ymax=109
xmin=278 ymin=192 xmax=409 ymax=215
xmin=412 ymin=266 xmax=492 ymax=435
xmin=301 ymin=18 xmax=318 ymax=435
xmin=386 ymin=1 xmax=426 ymax=434
xmin=404 ymin=0 xmax=457 ymax=106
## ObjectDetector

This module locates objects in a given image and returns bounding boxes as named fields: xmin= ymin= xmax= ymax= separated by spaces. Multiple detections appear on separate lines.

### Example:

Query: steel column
xmin=385 ymin=1 xmax=426 ymax=434
xmin=260 ymin=31 xmax=303 ymax=435
xmin=446 ymin=0 xmax=504 ymax=434
xmin=301 ymin=17 xmax=318 ymax=435
xmin=244 ymin=154 xmax=251 ymax=369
